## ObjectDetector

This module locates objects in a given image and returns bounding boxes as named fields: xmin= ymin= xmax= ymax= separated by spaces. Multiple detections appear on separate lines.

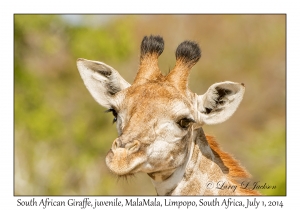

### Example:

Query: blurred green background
xmin=14 ymin=15 xmax=286 ymax=195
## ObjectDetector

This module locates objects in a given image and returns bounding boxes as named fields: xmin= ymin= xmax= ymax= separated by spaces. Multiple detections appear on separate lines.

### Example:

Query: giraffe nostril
xmin=112 ymin=139 xmax=141 ymax=154
xmin=125 ymin=140 xmax=141 ymax=153
xmin=112 ymin=138 xmax=122 ymax=150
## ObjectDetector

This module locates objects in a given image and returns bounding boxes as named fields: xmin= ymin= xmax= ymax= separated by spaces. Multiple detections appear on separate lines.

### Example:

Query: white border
xmin=2 ymin=0 xmax=298 ymax=209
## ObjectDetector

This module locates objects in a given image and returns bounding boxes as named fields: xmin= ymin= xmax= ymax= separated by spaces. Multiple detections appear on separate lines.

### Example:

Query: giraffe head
xmin=77 ymin=35 xmax=245 ymax=178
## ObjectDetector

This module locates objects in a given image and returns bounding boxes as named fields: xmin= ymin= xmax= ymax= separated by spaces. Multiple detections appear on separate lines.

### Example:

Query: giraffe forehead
xmin=128 ymin=82 xmax=177 ymax=98
xmin=122 ymin=82 xmax=191 ymax=112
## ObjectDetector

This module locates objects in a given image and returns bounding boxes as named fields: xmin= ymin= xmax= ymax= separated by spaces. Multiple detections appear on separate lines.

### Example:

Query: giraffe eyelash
xmin=105 ymin=108 xmax=118 ymax=124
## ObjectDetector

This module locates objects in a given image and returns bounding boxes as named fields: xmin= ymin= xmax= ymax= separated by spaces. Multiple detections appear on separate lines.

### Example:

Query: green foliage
xmin=68 ymin=16 xmax=135 ymax=61
xmin=14 ymin=14 xmax=140 ymax=195
xmin=249 ymin=126 xmax=286 ymax=195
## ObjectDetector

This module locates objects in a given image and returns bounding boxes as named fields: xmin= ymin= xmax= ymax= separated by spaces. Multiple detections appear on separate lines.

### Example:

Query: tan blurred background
xmin=14 ymin=14 xmax=285 ymax=195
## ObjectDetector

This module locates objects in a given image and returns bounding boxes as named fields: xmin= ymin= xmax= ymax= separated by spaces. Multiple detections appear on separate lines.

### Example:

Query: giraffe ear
xmin=77 ymin=58 xmax=130 ymax=108
xmin=196 ymin=81 xmax=245 ymax=125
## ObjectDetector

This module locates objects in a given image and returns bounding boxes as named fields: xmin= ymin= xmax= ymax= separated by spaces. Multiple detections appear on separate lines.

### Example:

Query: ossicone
xmin=175 ymin=41 xmax=201 ymax=67
xmin=140 ymin=35 xmax=164 ymax=59
xmin=134 ymin=35 xmax=164 ymax=84
xmin=166 ymin=40 xmax=201 ymax=92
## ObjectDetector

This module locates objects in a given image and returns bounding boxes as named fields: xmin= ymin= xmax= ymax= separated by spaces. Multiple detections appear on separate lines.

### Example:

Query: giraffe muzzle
xmin=106 ymin=138 xmax=146 ymax=175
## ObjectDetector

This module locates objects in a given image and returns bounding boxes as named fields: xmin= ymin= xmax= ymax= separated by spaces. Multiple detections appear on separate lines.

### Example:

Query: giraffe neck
xmin=150 ymin=128 xmax=238 ymax=195
xmin=149 ymin=136 xmax=195 ymax=195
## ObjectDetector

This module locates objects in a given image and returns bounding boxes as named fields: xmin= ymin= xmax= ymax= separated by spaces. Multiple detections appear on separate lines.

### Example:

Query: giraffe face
xmin=105 ymin=82 xmax=197 ymax=176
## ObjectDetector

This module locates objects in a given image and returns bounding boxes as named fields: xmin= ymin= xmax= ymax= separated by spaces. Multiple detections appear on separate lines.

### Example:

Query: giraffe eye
xmin=177 ymin=118 xmax=195 ymax=129
xmin=106 ymin=108 xmax=118 ymax=124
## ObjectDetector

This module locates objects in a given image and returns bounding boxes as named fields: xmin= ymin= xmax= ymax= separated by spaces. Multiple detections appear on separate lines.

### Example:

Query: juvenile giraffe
xmin=77 ymin=35 xmax=259 ymax=195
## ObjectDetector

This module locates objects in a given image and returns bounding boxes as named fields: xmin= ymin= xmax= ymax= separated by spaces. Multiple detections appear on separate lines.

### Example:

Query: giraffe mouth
xmin=105 ymin=148 xmax=147 ymax=176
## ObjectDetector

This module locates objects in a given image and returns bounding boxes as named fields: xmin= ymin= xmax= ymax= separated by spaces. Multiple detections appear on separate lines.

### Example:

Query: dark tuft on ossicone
xmin=175 ymin=41 xmax=201 ymax=66
xmin=140 ymin=35 xmax=164 ymax=58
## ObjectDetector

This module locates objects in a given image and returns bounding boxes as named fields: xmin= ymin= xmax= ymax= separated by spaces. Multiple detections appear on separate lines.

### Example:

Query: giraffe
xmin=76 ymin=35 xmax=260 ymax=195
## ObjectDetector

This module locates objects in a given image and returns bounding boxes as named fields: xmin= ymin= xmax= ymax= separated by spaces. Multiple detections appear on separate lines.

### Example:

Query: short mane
xmin=206 ymin=135 xmax=260 ymax=195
